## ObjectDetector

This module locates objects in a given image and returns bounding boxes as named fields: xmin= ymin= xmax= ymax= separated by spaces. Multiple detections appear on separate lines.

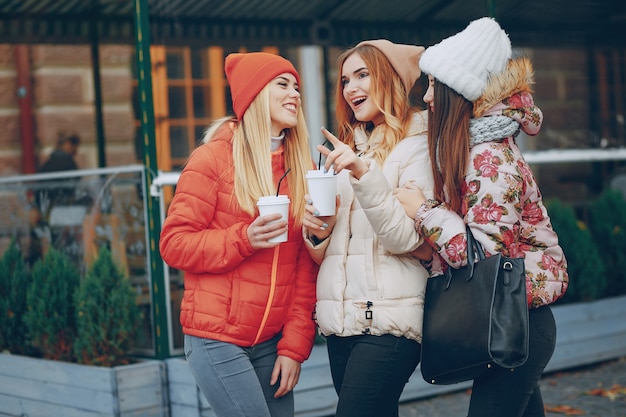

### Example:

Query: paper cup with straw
xmin=256 ymin=195 xmax=290 ymax=243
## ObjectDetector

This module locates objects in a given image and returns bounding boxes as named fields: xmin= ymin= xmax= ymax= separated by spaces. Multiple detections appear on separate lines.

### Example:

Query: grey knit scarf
xmin=469 ymin=115 xmax=519 ymax=147
xmin=436 ymin=115 xmax=520 ymax=171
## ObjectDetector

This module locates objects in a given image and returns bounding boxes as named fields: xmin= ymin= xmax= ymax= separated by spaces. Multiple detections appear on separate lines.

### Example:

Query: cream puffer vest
xmin=311 ymin=111 xmax=434 ymax=343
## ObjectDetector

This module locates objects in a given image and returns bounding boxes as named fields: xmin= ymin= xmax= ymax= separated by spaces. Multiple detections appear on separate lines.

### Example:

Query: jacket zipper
xmin=252 ymin=245 xmax=280 ymax=345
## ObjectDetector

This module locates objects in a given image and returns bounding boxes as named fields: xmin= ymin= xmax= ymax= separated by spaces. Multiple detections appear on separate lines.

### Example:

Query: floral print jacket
xmin=416 ymin=58 xmax=568 ymax=308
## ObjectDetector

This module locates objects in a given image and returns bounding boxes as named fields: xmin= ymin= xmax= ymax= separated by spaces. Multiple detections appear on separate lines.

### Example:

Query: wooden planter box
xmin=0 ymin=355 xmax=167 ymax=417
xmin=166 ymin=295 xmax=626 ymax=417
xmin=2 ymin=296 xmax=624 ymax=417
xmin=544 ymin=295 xmax=626 ymax=371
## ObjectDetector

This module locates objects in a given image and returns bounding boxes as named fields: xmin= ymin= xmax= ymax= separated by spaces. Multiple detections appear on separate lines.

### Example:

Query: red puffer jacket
xmin=160 ymin=123 xmax=318 ymax=363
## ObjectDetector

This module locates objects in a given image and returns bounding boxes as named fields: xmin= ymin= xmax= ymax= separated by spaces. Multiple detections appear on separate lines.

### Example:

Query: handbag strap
xmin=462 ymin=226 xmax=486 ymax=280
xmin=466 ymin=226 xmax=486 ymax=261
xmin=444 ymin=226 xmax=487 ymax=286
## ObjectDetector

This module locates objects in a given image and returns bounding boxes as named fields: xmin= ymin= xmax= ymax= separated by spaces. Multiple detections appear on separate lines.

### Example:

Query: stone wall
xmin=0 ymin=44 xmax=136 ymax=176
xmin=530 ymin=47 xmax=625 ymax=209
xmin=1 ymin=43 xmax=623 ymax=210
xmin=0 ymin=45 xmax=20 ymax=175
xmin=533 ymin=48 xmax=591 ymax=151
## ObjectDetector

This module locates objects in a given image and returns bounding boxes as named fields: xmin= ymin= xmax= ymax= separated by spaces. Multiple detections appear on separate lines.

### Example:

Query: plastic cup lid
xmin=306 ymin=169 xmax=335 ymax=178
xmin=257 ymin=195 xmax=290 ymax=205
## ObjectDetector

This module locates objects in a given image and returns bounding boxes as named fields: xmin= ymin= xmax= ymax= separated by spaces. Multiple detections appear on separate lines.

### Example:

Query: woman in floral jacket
xmin=396 ymin=18 xmax=568 ymax=417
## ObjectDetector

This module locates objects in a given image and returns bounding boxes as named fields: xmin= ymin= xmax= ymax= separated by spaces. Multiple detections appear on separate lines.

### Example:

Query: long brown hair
xmin=335 ymin=44 xmax=415 ymax=165
xmin=427 ymin=80 xmax=473 ymax=214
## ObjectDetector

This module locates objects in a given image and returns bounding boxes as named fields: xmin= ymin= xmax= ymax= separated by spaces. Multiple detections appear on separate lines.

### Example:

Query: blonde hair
xmin=335 ymin=45 xmax=416 ymax=165
xmin=202 ymin=85 xmax=311 ymax=221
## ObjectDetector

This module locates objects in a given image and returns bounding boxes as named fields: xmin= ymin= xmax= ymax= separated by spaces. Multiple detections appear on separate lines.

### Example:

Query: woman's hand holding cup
xmin=303 ymin=194 xmax=339 ymax=241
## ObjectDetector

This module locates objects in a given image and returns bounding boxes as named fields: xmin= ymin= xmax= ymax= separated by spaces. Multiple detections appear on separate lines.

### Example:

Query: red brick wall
xmin=0 ymin=44 xmax=135 ymax=175
xmin=0 ymin=45 xmax=20 ymax=175
xmin=0 ymin=44 xmax=622 ymax=209
xmin=526 ymin=48 xmax=625 ymax=208
xmin=533 ymin=48 xmax=591 ymax=150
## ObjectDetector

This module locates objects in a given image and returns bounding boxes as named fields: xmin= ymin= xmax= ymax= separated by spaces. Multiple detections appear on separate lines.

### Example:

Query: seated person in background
xmin=40 ymin=132 xmax=80 ymax=173
xmin=28 ymin=132 xmax=82 ymax=264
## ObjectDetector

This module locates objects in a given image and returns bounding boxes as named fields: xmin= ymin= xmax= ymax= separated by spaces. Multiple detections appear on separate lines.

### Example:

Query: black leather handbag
xmin=420 ymin=226 xmax=529 ymax=385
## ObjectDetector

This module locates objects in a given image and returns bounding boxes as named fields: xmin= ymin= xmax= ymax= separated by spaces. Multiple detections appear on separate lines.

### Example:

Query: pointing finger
xmin=321 ymin=127 xmax=340 ymax=146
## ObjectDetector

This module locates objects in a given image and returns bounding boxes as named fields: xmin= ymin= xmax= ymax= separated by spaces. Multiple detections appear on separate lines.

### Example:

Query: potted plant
xmin=589 ymin=189 xmax=626 ymax=297
xmin=0 ymin=239 xmax=32 ymax=355
xmin=24 ymin=246 xmax=80 ymax=361
xmin=0 ymin=246 xmax=167 ymax=417
xmin=74 ymin=246 xmax=140 ymax=366
xmin=544 ymin=199 xmax=606 ymax=303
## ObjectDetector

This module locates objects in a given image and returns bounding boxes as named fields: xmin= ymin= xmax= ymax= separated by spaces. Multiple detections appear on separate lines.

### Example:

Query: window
xmin=133 ymin=46 xmax=228 ymax=171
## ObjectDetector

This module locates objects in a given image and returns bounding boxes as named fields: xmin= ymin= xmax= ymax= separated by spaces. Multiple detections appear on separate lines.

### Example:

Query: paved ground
xmin=398 ymin=357 xmax=626 ymax=417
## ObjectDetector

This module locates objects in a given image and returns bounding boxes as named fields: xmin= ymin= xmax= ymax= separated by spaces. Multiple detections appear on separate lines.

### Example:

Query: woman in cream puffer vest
xmin=302 ymin=39 xmax=434 ymax=417
xmin=309 ymin=115 xmax=433 ymax=341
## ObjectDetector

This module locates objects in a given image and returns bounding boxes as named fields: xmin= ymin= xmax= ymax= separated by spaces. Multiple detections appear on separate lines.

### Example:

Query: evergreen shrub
xmin=545 ymin=199 xmax=606 ymax=303
xmin=588 ymin=189 xmax=626 ymax=298
xmin=0 ymin=239 xmax=32 ymax=354
xmin=24 ymin=247 xmax=80 ymax=361
xmin=74 ymin=246 xmax=141 ymax=367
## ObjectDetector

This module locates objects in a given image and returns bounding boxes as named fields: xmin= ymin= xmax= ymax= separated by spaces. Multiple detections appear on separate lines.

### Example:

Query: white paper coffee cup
xmin=256 ymin=195 xmax=290 ymax=243
xmin=306 ymin=169 xmax=337 ymax=216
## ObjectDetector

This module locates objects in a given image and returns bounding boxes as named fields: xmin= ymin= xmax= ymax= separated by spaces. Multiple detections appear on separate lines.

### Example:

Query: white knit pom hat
xmin=419 ymin=17 xmax=512 ymax=102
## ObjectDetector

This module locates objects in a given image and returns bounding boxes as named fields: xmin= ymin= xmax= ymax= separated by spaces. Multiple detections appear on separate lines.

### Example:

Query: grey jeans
xmin=184 ymin=333 xmax=294 ymax=417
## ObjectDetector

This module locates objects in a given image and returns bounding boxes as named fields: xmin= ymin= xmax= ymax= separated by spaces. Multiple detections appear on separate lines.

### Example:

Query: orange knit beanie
xmin=225 ymin=52 xmax=300 ymax=120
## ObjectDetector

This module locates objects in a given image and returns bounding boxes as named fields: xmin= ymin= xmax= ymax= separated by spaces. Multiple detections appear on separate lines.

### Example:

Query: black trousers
xmin=468 ymin=305 xmax=557 ymax=417
xmin=326 ymin=333 xmax=421 ymax=417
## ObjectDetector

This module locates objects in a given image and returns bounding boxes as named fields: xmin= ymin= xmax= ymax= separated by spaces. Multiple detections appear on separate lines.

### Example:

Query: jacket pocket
xmin=227 ymin=276 xmax=241 ymax=325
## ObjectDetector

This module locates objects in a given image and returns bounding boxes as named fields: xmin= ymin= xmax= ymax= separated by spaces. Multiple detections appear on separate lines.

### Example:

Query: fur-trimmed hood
xmin=473 ymin=57 xmax=535 ymax=118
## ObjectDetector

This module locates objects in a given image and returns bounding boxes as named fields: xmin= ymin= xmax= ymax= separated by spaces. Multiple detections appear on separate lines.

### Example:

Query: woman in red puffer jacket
xmin=160 ymin=52 xmax=318 ymax=417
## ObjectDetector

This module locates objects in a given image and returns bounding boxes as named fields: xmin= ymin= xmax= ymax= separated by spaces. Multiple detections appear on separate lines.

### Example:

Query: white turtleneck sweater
xmin=271 ymin=132 xmax=285 ymax=152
